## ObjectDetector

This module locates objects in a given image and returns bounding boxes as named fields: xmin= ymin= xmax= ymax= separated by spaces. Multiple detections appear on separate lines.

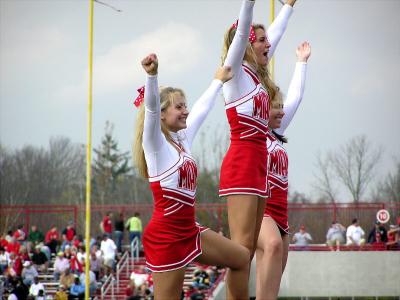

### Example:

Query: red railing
xmin=1 ymin=202 xmax=399 ymax=243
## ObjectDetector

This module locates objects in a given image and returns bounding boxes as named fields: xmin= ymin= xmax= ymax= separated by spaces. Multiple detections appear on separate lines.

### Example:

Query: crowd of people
xmin=290 ymin=216 xmax=400 ymax=251
xmin=0 ymin=213 xmax=144 ymax=300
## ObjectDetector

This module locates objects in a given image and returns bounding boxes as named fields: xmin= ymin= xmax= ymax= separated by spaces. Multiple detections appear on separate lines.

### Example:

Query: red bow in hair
xmin=231 ymin=20 xmax=256 ymax=44
xmin=134 ymin=86 xmax=145 ymax=107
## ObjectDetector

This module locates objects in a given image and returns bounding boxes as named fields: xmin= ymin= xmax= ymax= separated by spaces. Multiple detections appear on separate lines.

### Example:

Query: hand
xmin=215 ymin=66 xmax=234 ymax=83
xmin=141 ymin=53 xmax=158 ymax=75
xmin=296 ymin=41 xmax=311 ymax=62
xmin=286 ymin=0 xmax=297 ymax=7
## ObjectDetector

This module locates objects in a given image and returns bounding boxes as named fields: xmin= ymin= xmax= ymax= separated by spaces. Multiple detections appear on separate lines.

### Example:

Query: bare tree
xmin=375 ymin=160 xmax=400 ymax=203
xmin=313 ymin=152 xmax=338 ymax=203
xmin=329 ymin=135 xmax=381 ymax=203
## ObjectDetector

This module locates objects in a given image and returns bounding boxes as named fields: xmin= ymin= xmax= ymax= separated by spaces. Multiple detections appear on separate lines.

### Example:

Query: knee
xmin=265 ymin=238 xmax=283 ymax=256
xmin=231 ymin=247 xmax=251 ymax=271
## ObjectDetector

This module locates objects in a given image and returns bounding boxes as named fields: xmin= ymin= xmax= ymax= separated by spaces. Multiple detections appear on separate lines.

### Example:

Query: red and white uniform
xmin=219 ymin=0 xmax=294 ymax=198
xmin=265 ymin=62 xmax=307 ymax=233
xmin=142 ymin=74 xmax=223 ymax=272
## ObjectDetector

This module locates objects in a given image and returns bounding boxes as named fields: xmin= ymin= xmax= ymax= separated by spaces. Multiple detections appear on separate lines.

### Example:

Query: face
xmin=161 ymin=94 xmax=189 ymax=132
xmin=268 ymin=103 xmax=285 ymax=129
xmin=252 ymin=28 xmax=271 ymax=66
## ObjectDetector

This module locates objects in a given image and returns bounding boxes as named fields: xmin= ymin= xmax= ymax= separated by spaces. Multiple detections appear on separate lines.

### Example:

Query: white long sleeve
xmin=184 ymin=79 xmax=223 ymax=148
xmin=142 ymin=74 xmax=164 ymax=153
xmin=223 ymin=0 xmax=256 ymax=103
xmin=224 ymin=0 xmax=255 ymax=75
xmin=275 ymin=62 xmax=307 ymax=136
xmin=267 ymin=4 xmax=294 ymax=59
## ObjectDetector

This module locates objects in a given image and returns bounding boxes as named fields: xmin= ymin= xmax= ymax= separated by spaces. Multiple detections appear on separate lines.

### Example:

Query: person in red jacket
xmin=102 ymin=212 xmax=113 ymax=237
xmin=45 ymin=225 xmax=60 ymax=254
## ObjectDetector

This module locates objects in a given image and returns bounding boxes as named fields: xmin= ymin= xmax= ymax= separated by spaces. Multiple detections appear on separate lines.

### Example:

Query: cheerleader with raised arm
xmin=219 ymin=0 xmax=297 ymax=297
xmin=133 ymin=54 xmax=249 ymax=300
xmin=256 ymin=41 xmax=311 ymax=300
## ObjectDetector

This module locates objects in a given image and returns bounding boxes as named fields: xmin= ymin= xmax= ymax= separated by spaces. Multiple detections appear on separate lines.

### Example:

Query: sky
xmin=0 ymin=0 xmax=399 ymax=202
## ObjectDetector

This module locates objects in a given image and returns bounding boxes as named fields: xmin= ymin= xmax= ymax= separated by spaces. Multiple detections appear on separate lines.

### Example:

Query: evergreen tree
xmin=92 ymin=121 xmax=131 ymax=204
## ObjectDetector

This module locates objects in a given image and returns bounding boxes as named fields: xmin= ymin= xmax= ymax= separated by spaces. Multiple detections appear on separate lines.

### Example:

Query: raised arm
xmin=267 ymin=0 xmax=296 ymax=59
xmin=224 ymin=0 xmax=255 ymax=75
xmin=185 ymin=66 xmax=233 ymax=147
xmin=275 ymin=42 xmax=310 ymax=136
xmin=141 ymin=54 xmax=164 ymax=153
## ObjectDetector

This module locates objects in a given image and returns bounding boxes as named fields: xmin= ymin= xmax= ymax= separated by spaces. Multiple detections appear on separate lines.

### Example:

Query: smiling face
xmin=161 ymin=93 xmax=189 ymax=132
xmin=268 ymin=102 xmax=285 ymax=129
xmin=252 ymin=27 xmax=271 ymax=66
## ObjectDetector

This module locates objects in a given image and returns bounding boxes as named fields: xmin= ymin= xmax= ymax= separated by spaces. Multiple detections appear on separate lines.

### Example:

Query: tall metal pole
xmin=269 ymin=0 xmax=275 ymax=80
xmin=85 ymin=1 xmax=94 ymax=299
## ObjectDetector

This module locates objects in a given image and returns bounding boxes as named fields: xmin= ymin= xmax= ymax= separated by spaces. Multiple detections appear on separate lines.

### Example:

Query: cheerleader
xmin=255 ymin=41 xmax=311 ymax=299
xmin=219 ymin=0 xmax=297 ymax=297
xmin=133 ymin=54 xmax=249 ymax=300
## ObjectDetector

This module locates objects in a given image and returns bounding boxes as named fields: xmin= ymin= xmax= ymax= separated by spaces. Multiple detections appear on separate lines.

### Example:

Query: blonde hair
xmin=133 ymin=87 xmax=185 ymax=178
xmin=221 ymin=24 xmax=281 ymax=103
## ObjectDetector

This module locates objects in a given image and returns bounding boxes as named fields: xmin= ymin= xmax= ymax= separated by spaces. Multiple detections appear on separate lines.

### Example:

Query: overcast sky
xmin=1 ymin=0 xmax=399 ymax=201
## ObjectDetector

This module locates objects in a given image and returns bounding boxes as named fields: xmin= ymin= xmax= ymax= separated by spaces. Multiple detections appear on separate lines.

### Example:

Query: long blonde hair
xmin=133 ymin=87 xmax=186 ymax=178
xmin=221 ymin=24 xmax=280 ymax=103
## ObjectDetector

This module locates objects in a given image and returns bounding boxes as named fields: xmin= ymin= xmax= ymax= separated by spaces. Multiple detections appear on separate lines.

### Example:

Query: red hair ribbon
xmin=134 ymin=86 xmax=145 ymax=107
xmin=231 ymin=20 xmax=256 ymax=44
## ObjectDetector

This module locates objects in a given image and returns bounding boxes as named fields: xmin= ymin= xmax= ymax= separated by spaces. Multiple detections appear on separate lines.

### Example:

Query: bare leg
xmin=256 ymin=217 xmax=283 ymax=300
xmin=152 ymin=268 xmax=185 ymax=300
xmin=281 ymin=233 xmax=289 ymax=272
xmin=226 ymin=195 xmax=265 ymax=300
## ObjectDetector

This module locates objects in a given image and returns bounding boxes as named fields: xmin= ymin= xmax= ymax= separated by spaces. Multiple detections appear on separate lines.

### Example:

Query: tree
xmin=313 ymin=135 xmax=381 ymax=203
xmin=375 ymin=161 xmax=400 ymax=203
xmin=92 ymin=121 xmax=131 ymax=204
xmin=313 ymin=152 xmax=338 ymax=203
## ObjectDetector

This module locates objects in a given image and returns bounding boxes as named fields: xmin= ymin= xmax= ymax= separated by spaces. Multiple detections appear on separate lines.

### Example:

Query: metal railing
xmin=100 ymin=274 xmax=114 ymax=300
xmin=116 ymin=250 xmax=130 ymax=292
xmin=130 ymin=236 xmax=139 ymax=263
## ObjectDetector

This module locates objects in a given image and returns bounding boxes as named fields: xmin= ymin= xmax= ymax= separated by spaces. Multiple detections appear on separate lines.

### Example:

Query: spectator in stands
xmin=63 ymin=245 xmax=72 ymax=260
xmin=18 ymin=246 xmax=30 ymax=262
xmin=39 ymin=243 xmax=51 ymax=261
xmin=72 ymin=235 xmax=83 ymax=249
xmin=326 ymin=221 xmax=346 ymax=251
xmin=100 ymin=234 xmax=117 ymax=276
xmin=368 ymin=221 xmax=388 ymax=244
xmin=45 ymin=225 xmax=60 ymax=254
xmin=346 ymin=218 xmax=366 ymax=246
xmin=387 ymin=216 xmax=400 ymax=248
xmin=89 ymin=251 xmax=102 ymax=280
xmin=125 ymin=279 xmax=140 ymax=300
xmin=0 ymin=234 xmax=9 ymax=249
xmin=8 ymin=252 xmax=23 ymax=277
xmin=32 ymin=245 xmax=49 ymax=273
xmin=0 ymin=247 xmax=10 ymax=274
xmin=21 ymin=261 xmax=38 ymax=286
xmin=76 ymin=246 xmax=86 ymax=264
xmin=11 ymin=277 xmax=29 ymax=300
xmin=69 ymin=277 xmax=85 ymax=299
xmin=61 ymin=221 xmax=76 ymax=251
xmin=29 ymin=276 xmax=45 ymax=298
xmin=113 ymin=213 xmax=125 ymax=253
xmin=60 ymin=269 xmax=75 ymax=290
xmin=192 ymin=265 xmax=210 ymax=290
xmin=13 ymin=225 xmax=27 ymax=245
xmin=27 ymin=225 xmax=44 ymax=252
xmin=79 ymin=261 xmax=97 ymax=296
xmin=36 ymin=288 xmax=46 ymax=300
xmin=54 ymin=252 xmax=70 ymax=281
xmin=292 ymin=225 xmax=313 ymax=249
xmin=101 ymin=212 xmax=113 ymax=238
xmin=69 ymin=248 xmax=83 ymax=275
xmin=6 ymin=237 xmax=20 ymax=255
xmin=54 ymin=284 xmax=68 ymax=300
xmin=125 ymin=212 xmax=142 ymax=248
